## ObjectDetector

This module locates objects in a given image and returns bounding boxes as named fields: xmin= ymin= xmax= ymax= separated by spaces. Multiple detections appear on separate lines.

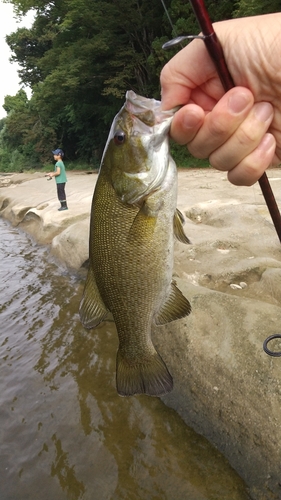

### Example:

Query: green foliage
xmin=0 ymin=146 xmax=26 ymax=172
xmin=64 ymin=161 xmax=97 ymax=171
xmin=3 ymin=88 xmax=28 ymax=114
xmin=170 ymin=141 xmax=210 ymax=169
xmin=234 ymin=0 xmax=281 ymax=17
xmin=0 ymin=0 xmax=250 ymax=172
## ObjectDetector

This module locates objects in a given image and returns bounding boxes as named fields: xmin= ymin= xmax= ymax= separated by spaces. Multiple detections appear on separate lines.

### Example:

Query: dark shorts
xmin=56 ymin=183 xmax=66 ymax=201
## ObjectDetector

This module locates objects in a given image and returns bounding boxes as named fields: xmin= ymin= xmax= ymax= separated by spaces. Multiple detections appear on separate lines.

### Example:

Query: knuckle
xmin=208 ymin=153 xmax=227 ymax=172
xmin=238 ymin=153 xmax=270 ymax=185
xmin=237 ymin=125 xmax=260 ymax=146
xmin=187 ymin=143 xmax=207 ymax=159
xmin=208 ymin=116 xmax=230 ymax=139
xmin=242 ymin=162 xmax=260 ymax=184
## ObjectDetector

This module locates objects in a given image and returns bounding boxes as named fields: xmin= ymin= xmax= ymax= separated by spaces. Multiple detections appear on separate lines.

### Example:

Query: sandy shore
xmin=1 ymin=168 xmax=281 ymax=500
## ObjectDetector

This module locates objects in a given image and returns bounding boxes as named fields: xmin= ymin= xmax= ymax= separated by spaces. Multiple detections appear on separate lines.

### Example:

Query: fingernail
xmin=256 ymin=133 xmax=275 ymax=151
xmin=228 ymin=93 xmax=251 ymax=114
xmin=254 ymin=102 xmax=273 ymax=122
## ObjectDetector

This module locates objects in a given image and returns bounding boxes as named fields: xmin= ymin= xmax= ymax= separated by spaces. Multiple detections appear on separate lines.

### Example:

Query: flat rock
xmin=1 ymin=168 xmax=281 ymax=499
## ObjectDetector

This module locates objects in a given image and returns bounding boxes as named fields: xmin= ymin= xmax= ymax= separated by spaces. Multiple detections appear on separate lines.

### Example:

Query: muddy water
xmin=0 ymin=218 xmax=250 ymax=500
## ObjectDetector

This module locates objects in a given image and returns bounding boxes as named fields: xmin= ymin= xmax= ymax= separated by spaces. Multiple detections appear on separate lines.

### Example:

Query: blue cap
xmin=52 ymin=148 xmax=64 ymax=157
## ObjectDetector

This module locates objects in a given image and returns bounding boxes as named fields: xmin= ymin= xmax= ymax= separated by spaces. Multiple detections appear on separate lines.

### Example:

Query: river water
xmin=0 ymin=217 xmax=250 ymax=500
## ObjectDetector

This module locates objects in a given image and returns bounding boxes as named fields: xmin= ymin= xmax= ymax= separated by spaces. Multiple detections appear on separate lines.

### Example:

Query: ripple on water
xmin=0 ymin=218 xmax=250 ymax=500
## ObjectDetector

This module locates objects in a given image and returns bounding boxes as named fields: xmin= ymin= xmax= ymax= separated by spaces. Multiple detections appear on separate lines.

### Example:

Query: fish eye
xmin=114 ymin=130 xmax=126 ymax=145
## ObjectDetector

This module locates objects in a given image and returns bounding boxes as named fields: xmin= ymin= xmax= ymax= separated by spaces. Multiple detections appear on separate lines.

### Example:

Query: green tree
xmin=234 ymin=0 xmax=281 ymax=17
xmin=2 ymin=0 xmax=239 ymax=169
xmin=1 ymin=89 xmax=57 ymax=166
xmin=6 ymin=0 xmax=173 ymax=162
xmin=3 ymin=88 xmax=28 ymax=114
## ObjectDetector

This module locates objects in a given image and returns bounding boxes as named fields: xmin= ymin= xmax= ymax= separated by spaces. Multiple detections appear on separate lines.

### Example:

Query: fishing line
xmin=160 ymin=0 xmax=177 ymax=34
xmin=160 ymin=0 xmax=205 ymax=50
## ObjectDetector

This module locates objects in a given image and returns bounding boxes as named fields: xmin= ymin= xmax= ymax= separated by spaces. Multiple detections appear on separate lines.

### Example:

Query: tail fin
xmin=116 ymin=349 xmax=173 ymax=397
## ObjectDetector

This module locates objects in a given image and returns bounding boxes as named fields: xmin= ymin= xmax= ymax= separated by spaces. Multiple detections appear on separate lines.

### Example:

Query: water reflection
xmin=0 ymin=218 xmax=250 ymax=500
xmin=51 ymin=433 xmax=86 ymax=499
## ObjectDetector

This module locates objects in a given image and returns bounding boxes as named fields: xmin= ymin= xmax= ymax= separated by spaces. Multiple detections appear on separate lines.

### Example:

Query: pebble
xmin=229 ymin=282 xmax=248 ymax=290
xmin=230 ymin=284 xmax=242 ymax=290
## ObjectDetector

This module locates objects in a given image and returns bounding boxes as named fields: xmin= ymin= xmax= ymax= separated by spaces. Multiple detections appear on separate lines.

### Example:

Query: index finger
xmin=160 ymin=38 xmax=221 ymax=110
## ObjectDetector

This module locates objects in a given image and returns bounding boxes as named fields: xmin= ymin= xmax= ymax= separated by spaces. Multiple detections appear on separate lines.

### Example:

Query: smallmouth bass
xmin=79 ymin=91 xmax=191 ymax=396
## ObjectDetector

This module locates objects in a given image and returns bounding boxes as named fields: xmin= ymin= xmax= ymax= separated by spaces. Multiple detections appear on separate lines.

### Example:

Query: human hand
xmin=160 ymin=14 xmax=281 ymax=186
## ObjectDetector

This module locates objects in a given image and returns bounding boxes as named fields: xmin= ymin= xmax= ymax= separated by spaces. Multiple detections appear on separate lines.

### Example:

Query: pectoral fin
xmin=128 ymin=200 xmax=159 ymax=243
xmin=174 ymin=208 xmax=191 ymax=244
xmin=79 ymin=265 xmax=109 ymax=328
xmin=155 ymin=280 xmax=191 ymax=325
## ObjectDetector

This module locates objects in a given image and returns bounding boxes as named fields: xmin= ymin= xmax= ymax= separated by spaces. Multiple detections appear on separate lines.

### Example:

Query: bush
xmin=170 ymin=141 xmax=210 ymax=169
xmin=0 ymin=148 xmax=26 ymax=172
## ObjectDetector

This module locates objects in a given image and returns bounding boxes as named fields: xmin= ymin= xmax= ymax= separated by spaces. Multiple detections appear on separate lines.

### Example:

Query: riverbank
xmin=1 ymin=168 xmax=281 ymax=500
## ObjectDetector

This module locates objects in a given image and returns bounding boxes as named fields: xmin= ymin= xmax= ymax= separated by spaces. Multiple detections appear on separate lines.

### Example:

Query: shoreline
xmin=0 ymin=170 xmax=96 ymax=268
xmin=1 ymin=168 xmax=281 ymax=499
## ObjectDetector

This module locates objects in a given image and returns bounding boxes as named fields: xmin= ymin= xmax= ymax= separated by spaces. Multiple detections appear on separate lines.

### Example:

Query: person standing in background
xmin=45 ymin=148 xmax=68 ymax=211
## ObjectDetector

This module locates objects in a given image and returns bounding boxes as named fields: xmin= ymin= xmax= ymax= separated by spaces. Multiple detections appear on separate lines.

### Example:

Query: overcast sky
xmin=0 ymin=1 xmax=34 ymax=118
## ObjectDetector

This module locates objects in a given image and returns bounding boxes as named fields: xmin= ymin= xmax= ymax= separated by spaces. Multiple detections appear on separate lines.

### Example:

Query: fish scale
xmin=79 ymin=90 xmax=191 ymax=396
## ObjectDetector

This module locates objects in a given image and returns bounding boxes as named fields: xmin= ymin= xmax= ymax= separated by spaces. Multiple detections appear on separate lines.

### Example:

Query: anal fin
xmin=155 ymin=280 xmax=191 ymax=325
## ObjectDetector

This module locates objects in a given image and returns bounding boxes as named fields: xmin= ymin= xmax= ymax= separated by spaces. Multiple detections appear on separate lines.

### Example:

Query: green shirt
xmin=54 ymin=160 xmax=67 ymax=184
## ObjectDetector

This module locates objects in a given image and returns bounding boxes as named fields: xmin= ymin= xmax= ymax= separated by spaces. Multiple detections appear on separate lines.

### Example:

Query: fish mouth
xmin=125 ymin=90 xmax=176 ymax=151
xmin=115 ymin=91 xmax=175 ymax=205
xmin=104 ymin=90 xmax=176 ymax=206
xmin=125 ymin=90 xmax=175 ymax=125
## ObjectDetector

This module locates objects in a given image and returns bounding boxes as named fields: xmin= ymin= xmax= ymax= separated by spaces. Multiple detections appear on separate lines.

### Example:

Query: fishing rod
xmin=188 ymin=0 xmax=281 ymax=244
xmin=188 ymin=0 xmax=281 ymax=356
xmin=163 ymin=0 xmax=281 ymax=244
xmin=162 ymin=0 xmax=281 ymax=356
